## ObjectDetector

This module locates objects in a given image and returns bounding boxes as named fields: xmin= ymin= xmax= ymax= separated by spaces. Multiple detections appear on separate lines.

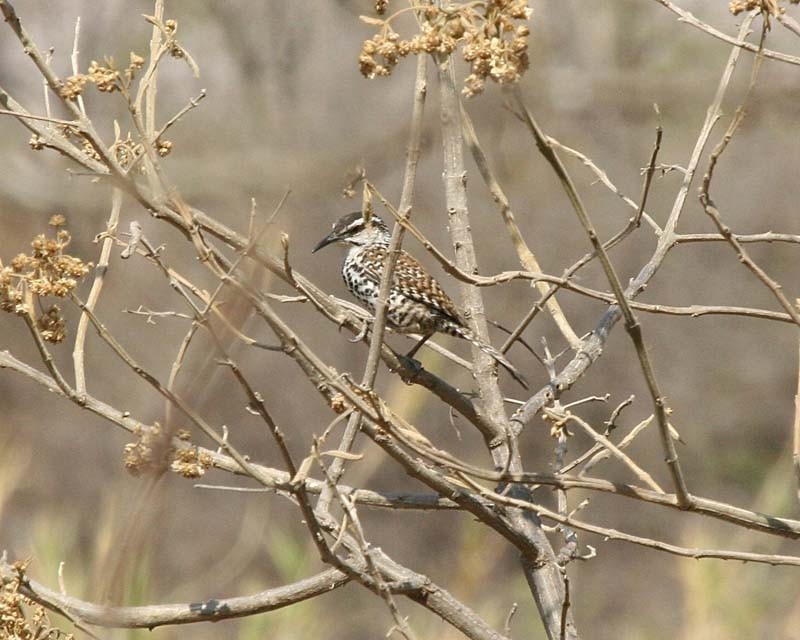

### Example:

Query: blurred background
xmin=1 ymin=1 xmax=800 ymax=638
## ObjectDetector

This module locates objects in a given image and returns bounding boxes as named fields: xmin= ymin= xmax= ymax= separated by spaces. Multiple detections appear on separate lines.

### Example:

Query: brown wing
xmin=359 ymin=245 xmax=464 ymax=323
xmin=393 ymin=251 xmax=465 ymax=325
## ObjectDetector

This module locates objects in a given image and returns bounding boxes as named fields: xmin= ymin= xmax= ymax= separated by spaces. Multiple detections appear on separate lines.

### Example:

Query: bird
xmin=312 ymin=211 xmax=527 ymax=388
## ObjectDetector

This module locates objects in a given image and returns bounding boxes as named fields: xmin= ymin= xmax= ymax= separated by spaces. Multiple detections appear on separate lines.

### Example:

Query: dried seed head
xmin=729 ymin=0 xmax=794 ymax=14
xmin=88 ymin=60 xmax=120 ymax=93
xmin=124 ymin=51 xmax=146 ymax=83
xmin=59 ymin=74 xmax=88 ymax=100
xmin=156 ymin=139 xmax=173 ymax=157
xmin=1 ymin=218 xmax=90 ymax=344
xmin=169 ymin=43 xmax=185 ymax=59
xmin=0 ymin=564 xmax=73 ymax=640
xmin=171 ymin=444 xmax=213 ymax=478
xmin=49 ymin=214 xmax=67 ymax=227
xmin=330 ymin=394 xmax=348 ymax=413
xmin=81 ymin=138 xmax=102 ymax=162
xmin=123 ymin=422 xmax=185 ymax=476
xmin=37 ymin=305 xmax=66 ymax=343
xmin=357 ymin=1 xmax=533 ymax=96
xmin=28 ymin=134 xmax=45 ymax=151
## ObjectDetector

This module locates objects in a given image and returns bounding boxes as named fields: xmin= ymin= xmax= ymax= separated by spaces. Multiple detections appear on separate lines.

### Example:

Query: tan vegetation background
xmin=1 ymin=1 xmax=800 ymax=638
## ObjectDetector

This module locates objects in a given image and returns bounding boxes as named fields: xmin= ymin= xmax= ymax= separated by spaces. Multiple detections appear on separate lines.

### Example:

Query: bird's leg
xmin=405 ymin=333 xmax=432 ymax=359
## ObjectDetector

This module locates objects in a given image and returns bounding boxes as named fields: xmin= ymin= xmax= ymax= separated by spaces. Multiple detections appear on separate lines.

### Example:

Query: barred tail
xmin=454 ymin=326 xmax=528 ymax=389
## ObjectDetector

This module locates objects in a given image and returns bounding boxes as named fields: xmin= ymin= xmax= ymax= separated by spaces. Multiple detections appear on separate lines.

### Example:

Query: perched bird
xmin=312 ymin=211 xmax=527 ymax=388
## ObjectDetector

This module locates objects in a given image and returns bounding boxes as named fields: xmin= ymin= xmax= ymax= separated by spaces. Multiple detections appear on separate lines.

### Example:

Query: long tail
xmin=454 ymin=326 xmax=528 ymax=389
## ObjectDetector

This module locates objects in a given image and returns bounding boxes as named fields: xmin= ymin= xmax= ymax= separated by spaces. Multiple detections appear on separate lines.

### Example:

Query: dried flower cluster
xmin=164 ymin=19 xmax=186 ymax=59
xmin=0 ymin=218 xmax=90 ymax=342
xmin=171 ymin=440 xmax=213 ymax=479
xmin=37 ymin=305 xmax=66 ymax=344
xmin=59 ymin=73 xmax=88 ymax=101
xmin=35 ymin=121 xmax=171 ymax=171
xmin=330 ymin=393 xmax=349 ymax=414
xmin=80 ymin=139 xmax=102 ymax=162
xmin=156 ymin=139 xmax=174 ymax=157
xmin=1 ymin=561 xmax=73 ymax=640
xmin=125 ymin=52 xmax=146 ymax=82
xmin=729 ymin=0 xmax=799 ymax=15
xmin=124 ymin=424 xmax=212 ymax=478
xmin=59 ymin=52 xmax=145 ymax=101
xmin=142 ymin=15 xmax=190 ymax=60
xmin=124 ymin=423 xmax=168 ymax=475
xmin=358 ymin=0 xmax=533 ymax=97
xmin=88 ymin=59 xmax=121 ymax=93
xmin=27 ymin=133 xmax=45 ymax=151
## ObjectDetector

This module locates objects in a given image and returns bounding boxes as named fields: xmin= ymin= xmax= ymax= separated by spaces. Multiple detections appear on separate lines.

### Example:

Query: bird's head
xmin=312 ymin=211 xmax=390 ymax=253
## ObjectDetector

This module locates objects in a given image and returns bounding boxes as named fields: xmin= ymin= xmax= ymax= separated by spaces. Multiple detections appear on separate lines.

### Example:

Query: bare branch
xmin=651 ymin=1 xmax=800 ymax=65
xmin=795 ymin=338 xmax=800 ymax=506
xmin=437 ymin=46 xmax=576 ymax=640
xmin=455 ymin=476 xmax=800 ymax=567
xmin=544 ymin=408 xmax=663 ymax=493
xmin=509 ymin=15 xmax=756 ymax=435
xmin=461 ymin=104 xmax=581 ymax=350
xmin=698 ymin=19 xmax=800 ymax=327
xmin=0 ymin=560 xmax=350 ymax=628
xmin=509 ymin=88 xmax=690 ymax=506
xmin=73 ymin=188 xmax=121 ymax=396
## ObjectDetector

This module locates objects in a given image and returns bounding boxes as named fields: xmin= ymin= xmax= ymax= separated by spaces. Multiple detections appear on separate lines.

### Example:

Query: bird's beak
xmin=312 ymin=231 xmax=339 ymax=253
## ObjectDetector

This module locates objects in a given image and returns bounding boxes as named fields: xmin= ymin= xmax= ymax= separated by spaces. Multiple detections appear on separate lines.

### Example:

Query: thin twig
xmin=674 ymin=231 xmax=800 ymax=245
xmin=579 ymin=416 xmax=655 ymax=477
xmin=651 ymin=1 xmax=800 ymax=65
xmin=4 ymin=343 xmax=800 ymax=542
xmin=545 ymin=135 xmax=661 ymax=235
xmin=371 ymin=211 xmax=797 ymax=324
xmin=456 ymin=474 xmax=800 ymax=567
xmin=545 ymin=409 xmax=663 ymax=492
xmin=316 ymin=450 xmax=419 ymax=640
xmin=795 ymin=338 xmax=800 ymax=506
xmin=154 ymin=89 xmax=207 ymax=139
xmin=73 ymin=187 xmax=122 ymax=396
xmin=70 ymin=15 xmax=87 ymax=117
xmin=0 ymin=109 xmax=79 ymax=127
xmin=510 ymin=88 xmax=690 ymax=506
xmin=509 ymin=16 xmax=755 ymax=442
xmin=698 ymin=20 xmax=800 ymax=327
xmin=461 ymin=104 xmax=581 ymax=350
xmin=777 ymin=11 xmax=800 ymax=37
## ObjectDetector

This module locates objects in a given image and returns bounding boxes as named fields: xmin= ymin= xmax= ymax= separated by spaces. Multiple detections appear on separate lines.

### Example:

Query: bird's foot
xmin=348 ymin=322 xmax=370 ymax=343
xmin=397 ymin=353 xmax=424 ymax=384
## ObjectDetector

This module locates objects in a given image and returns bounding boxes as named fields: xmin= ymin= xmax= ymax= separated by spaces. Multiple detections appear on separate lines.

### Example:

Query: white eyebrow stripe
xmin=345 ymin=220 xmax=364 ymax=232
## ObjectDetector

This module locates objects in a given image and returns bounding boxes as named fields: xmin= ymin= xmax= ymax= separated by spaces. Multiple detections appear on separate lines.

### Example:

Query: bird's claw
xmin=348 ymin=322 xmax=370 ymax=343
xmin=397 ymin=353 xmax=423 ymax=384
